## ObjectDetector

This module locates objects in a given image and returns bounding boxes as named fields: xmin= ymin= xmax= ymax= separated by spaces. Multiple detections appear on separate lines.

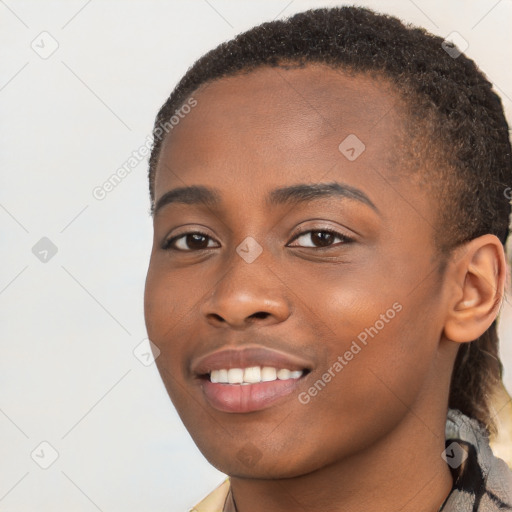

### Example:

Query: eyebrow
xmin=153 ymin=182 xmax=378 ymax=216
xmin=153 ymin=185 xmax=221 ymax=216
xmin=266 ymin=182 xmax=378 ymax=212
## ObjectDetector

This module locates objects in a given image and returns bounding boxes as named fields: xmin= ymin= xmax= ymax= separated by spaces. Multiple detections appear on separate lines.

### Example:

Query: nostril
xmin=250 ymin=311 xmax=270 ymax=320
xmin=208 ymin=313 xmax=225 ymax=323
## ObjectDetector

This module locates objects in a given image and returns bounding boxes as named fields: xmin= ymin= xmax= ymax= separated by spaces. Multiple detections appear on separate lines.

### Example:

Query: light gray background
xmin=1 ymin=0 xmax=511 ymax=510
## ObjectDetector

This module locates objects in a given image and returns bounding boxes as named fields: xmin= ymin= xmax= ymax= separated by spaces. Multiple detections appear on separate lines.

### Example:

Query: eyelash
xmin=162 ymin=230 xmax=217 ymax=251
xmin=289 ymin=228 xmax=354 ymax=248
xmin=162 ymin=228 xmax=354 ymax=252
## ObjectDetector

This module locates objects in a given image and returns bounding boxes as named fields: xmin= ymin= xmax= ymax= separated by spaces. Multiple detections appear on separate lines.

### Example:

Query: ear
xmin=443 ymin=234 xmax=506 ymax=343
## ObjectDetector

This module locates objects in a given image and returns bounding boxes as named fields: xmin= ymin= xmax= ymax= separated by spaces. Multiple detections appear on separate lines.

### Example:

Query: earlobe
xmin=443 ymin=234 xmax=506 ymax=344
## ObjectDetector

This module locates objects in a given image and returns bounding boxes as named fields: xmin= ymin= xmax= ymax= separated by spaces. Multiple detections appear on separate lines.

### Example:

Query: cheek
xmin=260 ymin=312 xmax=440 ymax=475
xmin=144 ymin=264 xmax=174 ymax=339
xmin=283 ymin=272 xmax=440 ymax=446
xmin=144 ymin=258 xmax=198 ymax=339
xmin=144 ymin=259 xmax=211 ymax=390
xmin=143 ymin=262 xmax=192 ymax=392
xmin=334 ymin=313 xmax=435 ymax=409
xmin=316 ymin=271 xmax=440 ymax=402
xmin=144 ymin=265 xmax=194 ymax=416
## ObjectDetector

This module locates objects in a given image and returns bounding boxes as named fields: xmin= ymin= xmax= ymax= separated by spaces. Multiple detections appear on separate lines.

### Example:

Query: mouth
xmin=205 ymin=366 xmax=305 ymax=384
xmin=192 ymin=346 xmax=313 ymax=413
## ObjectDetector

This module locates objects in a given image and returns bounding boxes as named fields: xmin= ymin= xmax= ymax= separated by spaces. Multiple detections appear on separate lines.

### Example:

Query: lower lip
xmin=201 ymin=377 xmax=304 ymax=413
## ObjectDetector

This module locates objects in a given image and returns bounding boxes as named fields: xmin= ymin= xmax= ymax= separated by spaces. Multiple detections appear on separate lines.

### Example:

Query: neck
xmin=227 ymin=409 xmax=453 ymax=512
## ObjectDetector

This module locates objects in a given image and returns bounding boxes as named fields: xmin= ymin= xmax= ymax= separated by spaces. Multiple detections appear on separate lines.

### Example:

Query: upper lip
xmin=191 ymin=345 xmax=313 ymax=376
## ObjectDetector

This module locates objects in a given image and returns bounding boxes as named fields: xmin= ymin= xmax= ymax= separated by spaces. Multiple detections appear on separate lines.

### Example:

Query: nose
xmin=200 ymin=254 xmax=291 ymax=329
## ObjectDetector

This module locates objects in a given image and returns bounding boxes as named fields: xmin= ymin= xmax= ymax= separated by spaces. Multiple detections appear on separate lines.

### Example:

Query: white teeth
xmin=261 ymin=366 xmax=277 ymax=382
xmin=209 ymin=366 xmax=304 ymax=384
xmin=243 ymin=366 xmax=261 ymax=383
xmin=227 ymin=368 xmax=244 ymax=384
xmin=277 ymin=369 xmax=291 ymax=380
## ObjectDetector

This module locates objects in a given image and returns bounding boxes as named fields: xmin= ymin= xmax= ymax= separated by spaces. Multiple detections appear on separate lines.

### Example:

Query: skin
xmin=144 ymin=64 xmax=505 ymax=512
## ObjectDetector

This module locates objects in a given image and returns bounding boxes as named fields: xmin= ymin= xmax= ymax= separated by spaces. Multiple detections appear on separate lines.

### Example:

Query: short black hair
xmin=148 ymin=6 xmax=512 ymax=433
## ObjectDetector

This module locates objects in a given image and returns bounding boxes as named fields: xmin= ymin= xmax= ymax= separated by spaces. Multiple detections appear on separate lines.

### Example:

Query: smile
xmin=209 ymin=366 xmax=304 ymax=384
xmin=191 ymin=345 xmax=313 ymax=413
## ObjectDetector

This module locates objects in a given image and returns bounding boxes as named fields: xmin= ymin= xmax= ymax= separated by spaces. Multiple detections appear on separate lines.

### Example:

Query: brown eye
xmin=163 ymin=232 xmax=219 ymax=251
xmin=289 ymin=229 xmax=353 ymax=248
xmin=310 ymin=231 xmax=336 ymax=247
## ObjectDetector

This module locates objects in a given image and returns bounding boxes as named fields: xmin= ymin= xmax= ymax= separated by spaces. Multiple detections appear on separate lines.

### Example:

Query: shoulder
xmin=189 ymin=478 xmax=231 ymax=512
xmin=441 ymin=409 xmax=512 ymax=511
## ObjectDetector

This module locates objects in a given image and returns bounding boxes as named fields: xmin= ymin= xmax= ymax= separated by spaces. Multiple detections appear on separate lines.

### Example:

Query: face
xmin=144 ymin=65 xmax=451 ymax=478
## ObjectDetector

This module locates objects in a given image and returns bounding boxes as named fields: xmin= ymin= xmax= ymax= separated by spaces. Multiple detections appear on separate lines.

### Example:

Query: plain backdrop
xmin=1 ymin=0 xmax=511 ymax=510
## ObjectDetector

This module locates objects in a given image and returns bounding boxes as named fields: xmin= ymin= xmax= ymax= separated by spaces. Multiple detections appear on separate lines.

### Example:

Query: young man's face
xmin=144 ymin=65 xmax=454 ymax=478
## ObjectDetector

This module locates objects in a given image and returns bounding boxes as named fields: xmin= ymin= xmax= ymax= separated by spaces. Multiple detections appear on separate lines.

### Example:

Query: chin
xmin=209 ymin=458 xmax=317 ymax=480
xmin=194 ymin=435 xmax=339 ymax=481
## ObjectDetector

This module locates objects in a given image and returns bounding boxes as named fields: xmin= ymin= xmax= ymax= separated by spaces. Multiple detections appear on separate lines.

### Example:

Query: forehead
xmin=166 ymin=66 xmax=401 ymax=146
xmin=157 ymin=65 xmax=405 ymax=180
xmin=154 ymin=64 xmax=433 ymax=228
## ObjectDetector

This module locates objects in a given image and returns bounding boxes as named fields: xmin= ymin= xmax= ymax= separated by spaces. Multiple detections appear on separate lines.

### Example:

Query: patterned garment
xmin=190 ymin=409 xmax=512 ymax=512
xmin=440 ymin=409 xmax=512 ymax=511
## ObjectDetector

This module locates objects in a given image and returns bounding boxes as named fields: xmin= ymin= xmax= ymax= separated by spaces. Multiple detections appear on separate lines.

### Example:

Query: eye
xmin=162 ymin=231 xmax=220 ymax=251
xmin=288 ymin=229 xmax=354 ymax=248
